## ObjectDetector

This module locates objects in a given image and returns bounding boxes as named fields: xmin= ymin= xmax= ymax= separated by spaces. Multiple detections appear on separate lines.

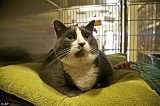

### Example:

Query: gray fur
xmin=39 ymin=20 xmax=114 ymax=97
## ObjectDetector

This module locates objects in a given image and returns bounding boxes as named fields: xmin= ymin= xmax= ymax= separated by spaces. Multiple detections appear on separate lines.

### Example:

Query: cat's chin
xmin=74 ymin=50 xmax=86 ymax=58
xmin=60 ymin=53 xmax=97 ymax=67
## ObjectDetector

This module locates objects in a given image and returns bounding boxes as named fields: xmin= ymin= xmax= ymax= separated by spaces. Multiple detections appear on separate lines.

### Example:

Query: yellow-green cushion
xmin=0 ymin=63 xmax=159 ymax=106
xmin=107 ymin=53 xmax=127 ymax=65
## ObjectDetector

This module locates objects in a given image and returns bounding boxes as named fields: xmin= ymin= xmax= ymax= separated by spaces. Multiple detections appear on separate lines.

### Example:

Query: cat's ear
xmin=53 ymin=20 xmax=68 ymax=38
xmin=85 ymin=20 xmax=95 ymax=32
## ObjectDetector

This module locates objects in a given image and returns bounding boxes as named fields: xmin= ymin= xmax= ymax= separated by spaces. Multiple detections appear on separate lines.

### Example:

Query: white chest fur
xmin=64 ymin=64 xmax=99 ymax=91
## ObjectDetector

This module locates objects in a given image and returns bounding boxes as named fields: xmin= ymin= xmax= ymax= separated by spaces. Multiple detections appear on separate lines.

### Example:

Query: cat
xmin=39 ymin=20 xmax=115 ymax=97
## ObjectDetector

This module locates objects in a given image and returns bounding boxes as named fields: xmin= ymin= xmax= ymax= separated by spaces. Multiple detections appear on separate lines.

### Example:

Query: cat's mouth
xmin=74 ymin=50 xmax=86 ymax=58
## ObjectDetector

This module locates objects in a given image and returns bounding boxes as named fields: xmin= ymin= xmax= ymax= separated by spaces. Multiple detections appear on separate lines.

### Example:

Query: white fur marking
xmin=76 ymin=27 xmax=86 ymax=43
xmin=60 ymin=27 xmax=98 ymax=67
xmin=64 ymin=64 xmax=99 ymax=91
xmin=70 ymin=27 xmax=91 ymax=55
xmin=61 ymin=53 xmax=97 ymax=67
xmin=61 ymin=27 xmax=99 ymax=90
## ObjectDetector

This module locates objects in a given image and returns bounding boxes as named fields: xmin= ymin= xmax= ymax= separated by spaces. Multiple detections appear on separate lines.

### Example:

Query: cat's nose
xmin=78 ymin=42 xmax=86 ymax=47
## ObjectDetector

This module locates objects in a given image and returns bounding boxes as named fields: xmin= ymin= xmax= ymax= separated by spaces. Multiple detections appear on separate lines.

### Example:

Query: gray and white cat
xmin=39 ymin=20 xmax=114 ymax=97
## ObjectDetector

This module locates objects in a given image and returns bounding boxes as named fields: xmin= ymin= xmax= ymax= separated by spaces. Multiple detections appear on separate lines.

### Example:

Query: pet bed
xmin=133 ymin=61 xmax=160 ymax=95
xmin=0 ymin=54 xmax=160 ymax=106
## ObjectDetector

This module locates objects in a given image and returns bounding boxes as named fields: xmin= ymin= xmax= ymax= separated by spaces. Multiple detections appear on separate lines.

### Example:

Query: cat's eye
xmin=84 ymin=33 xmax=90 ymax=38
xmin=67 ymin=34 xmax=75 ymax=40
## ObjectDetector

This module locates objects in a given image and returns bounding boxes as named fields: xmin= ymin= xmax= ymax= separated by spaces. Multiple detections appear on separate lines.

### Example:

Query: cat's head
xmin=53 ymin=20 xmax=98 ymax=67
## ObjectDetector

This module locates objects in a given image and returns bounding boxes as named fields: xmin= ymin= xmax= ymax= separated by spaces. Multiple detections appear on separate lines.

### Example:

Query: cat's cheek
xmin=88 ymin=53 xmax=98 ymax=60
xmin=83 ymin=43 xmax=91 ymax=52
xmin=71 ymin=41 xmax=79 ymax=53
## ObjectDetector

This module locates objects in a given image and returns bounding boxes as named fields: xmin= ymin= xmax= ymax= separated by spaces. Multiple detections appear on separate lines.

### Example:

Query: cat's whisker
xmin=63 ymin=51 xmax=75 ymax=61
xmin=56 ymin=48 xmax=71 ymax=56
xmin=59 ymin=48 xmax=71 ymax=53
xmin=91 ymin=46 xmax=98 ymax=50
xmin=58 ymin=47 xmax=70 ymax=52
xmin=91 ymin=47 xmax=99 ymax=54
xmin=92 ymin=49 xmax=98 ymax=53
xmin=91 ymin=47 xmax=98 ymax=52
xmin=61 ymin=52 xmax=71 ymax=60
xmin=68 ymin=51 xmax=73 ymax=58
xmin=91 ymin=51 xmax=98 ymax=55
xmin=55 ymin=50 xmax=71 ymax=59
xmin=50 ymin=52 xmax=70 ymax=64
xmin=56 ymin=51 xmax=70 ymax=58
xmin=57 ymin=52 xmax=70 ymax=59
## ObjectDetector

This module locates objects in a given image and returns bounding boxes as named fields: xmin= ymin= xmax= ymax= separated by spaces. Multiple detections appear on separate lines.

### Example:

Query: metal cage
xmin=0 ymin=0 xmax=160 ymax=64
xmin=126 ymin=0 xmax=160 ymax=63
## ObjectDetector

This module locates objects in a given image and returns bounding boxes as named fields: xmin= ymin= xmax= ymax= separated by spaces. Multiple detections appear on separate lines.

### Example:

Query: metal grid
xmin=60 ymin=1 xmax=122 ymax=55
xmin=126 ymin=0 xmax=160 ymax=63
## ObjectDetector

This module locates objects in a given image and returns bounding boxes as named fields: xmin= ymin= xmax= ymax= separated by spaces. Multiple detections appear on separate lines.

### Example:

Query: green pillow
xmin=0 ymin=63 xmax=159 ymax=106
xmin=107 ymin=53 xmax=127 ymax=65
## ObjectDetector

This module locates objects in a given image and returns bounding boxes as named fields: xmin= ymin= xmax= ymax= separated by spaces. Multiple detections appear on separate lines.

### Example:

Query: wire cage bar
xmin=60 ymin=1 xmax=122 ymax=55
xmin=126 ymin=0 xmax=160 ymax=63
